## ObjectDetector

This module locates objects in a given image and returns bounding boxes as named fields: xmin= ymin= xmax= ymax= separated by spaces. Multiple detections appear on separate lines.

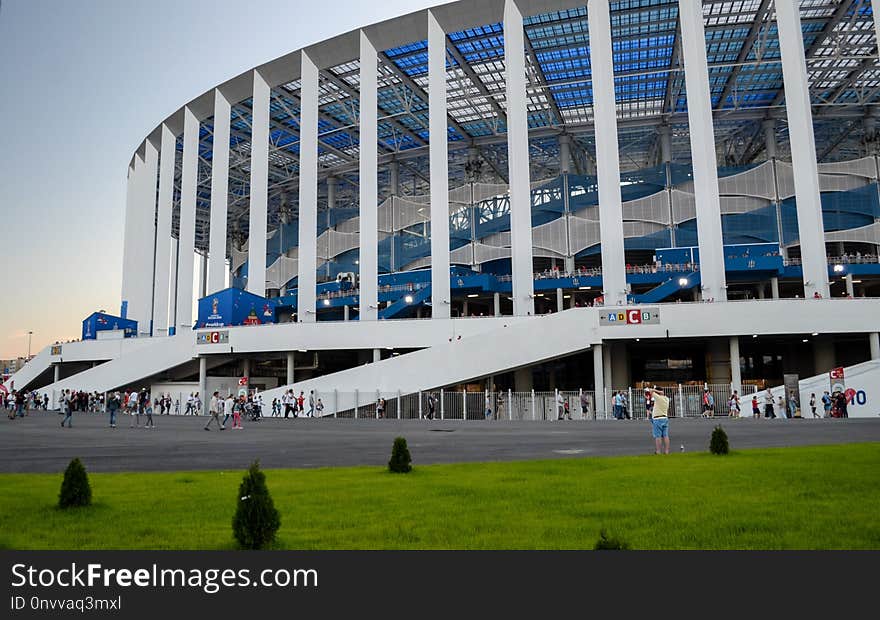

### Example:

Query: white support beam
xmin=504 ymin=0 xmax=535 ymax=316
xmin=298 ymin=51 xmax=319 ymax=323
xmin=121 ymin=160 xmax=138 ymax=320
xmin=679 ymin=0 xmax=727 ymax=302
xmin=208 ymin=89 xmax=231 ymax=296
xmin=153 ymin=124 xmax=175 ymax=336
xmin=776 ymin=0 xmax=830 ymax=298
xmin=248 ymin=69 xmax=270 ymax=297
xmin=428 ymin=10 xmax=451 ymax=319
xmin=133 ymin=140 xmax=159 ymax=337
xmin=359 ymin=31 xmax=379 ymax=322
xmin=176 ymin=106 xmax=199 ymax=334
xmin=588 ymin=0 xmax=627 ymax=307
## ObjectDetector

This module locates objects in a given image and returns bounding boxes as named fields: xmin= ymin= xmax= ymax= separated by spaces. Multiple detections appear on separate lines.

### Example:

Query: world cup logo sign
xmin=212 ymin=298 xmax=219 ymax=315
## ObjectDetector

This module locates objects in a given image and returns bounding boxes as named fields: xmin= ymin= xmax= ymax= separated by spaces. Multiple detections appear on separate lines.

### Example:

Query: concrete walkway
xmin=1 ymin=411 xmax=878 ymax=473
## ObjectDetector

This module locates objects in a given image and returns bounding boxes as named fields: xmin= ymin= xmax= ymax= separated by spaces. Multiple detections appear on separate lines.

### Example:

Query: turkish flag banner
xmin=239 ymin=377 xmax=248 ymax=386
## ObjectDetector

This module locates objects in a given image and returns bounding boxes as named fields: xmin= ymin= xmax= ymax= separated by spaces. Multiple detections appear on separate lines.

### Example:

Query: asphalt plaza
xmin=2 ymin=411 xmax=879 ymax=473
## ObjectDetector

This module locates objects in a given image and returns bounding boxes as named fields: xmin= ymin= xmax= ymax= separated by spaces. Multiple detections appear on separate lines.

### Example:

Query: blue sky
xmin=0 ymin=0 xmax=438 ymax=358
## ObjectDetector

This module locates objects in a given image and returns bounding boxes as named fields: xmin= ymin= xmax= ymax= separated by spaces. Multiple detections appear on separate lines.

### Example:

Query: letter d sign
xmin=626 ymin=309 xmax=641 ymax=324
xmin=13 ymin=597 xmax=26 ymax=610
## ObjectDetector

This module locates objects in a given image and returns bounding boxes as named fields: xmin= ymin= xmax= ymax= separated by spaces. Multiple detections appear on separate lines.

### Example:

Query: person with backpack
xmin=426 ymin=393 xmax=436 ymax=420
xmin=821 ymin=391 xmax=833 ymax=418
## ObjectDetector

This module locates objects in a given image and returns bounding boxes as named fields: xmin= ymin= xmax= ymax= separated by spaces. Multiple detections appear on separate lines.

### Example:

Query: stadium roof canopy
xmin=158 ymin=0 xmax=879 ymax=249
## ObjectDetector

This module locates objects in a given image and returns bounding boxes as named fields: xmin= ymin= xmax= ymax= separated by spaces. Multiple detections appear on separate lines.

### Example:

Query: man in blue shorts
xmin=647 ymin=387 xmax=670 ymax=455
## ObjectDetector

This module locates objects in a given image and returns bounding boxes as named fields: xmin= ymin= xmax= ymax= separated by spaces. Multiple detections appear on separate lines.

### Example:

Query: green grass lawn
xmin=1 ymin=444 xmax=878 ymax=550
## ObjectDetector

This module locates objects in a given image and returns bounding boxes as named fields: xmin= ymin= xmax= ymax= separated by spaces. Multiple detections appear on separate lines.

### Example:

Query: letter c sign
xmin=626 ymin=309 xmax=642 ymax=324
xmin=210 ymin=332 xmax=220 ymax=344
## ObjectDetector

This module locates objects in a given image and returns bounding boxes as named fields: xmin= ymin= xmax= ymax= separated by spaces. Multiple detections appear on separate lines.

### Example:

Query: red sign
xmin=239 ymin=377 xmax=248 ymax=386
xmin=626 ymin=309 xmax=642 ymax=324
xmin=829 ymin=367 xmax=845 ymax=379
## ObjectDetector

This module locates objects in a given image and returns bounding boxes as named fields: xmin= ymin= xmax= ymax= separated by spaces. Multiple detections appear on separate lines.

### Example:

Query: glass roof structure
xmin=165 ymin=0 xmax=879 ymax=252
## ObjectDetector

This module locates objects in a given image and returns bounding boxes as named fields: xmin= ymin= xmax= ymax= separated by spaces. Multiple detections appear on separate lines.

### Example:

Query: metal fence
xmin=47 ymin=384 xmax=758 ymax=422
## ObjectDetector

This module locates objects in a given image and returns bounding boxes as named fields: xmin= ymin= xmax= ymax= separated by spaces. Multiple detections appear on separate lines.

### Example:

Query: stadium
xmin=5 ymin=0 xmax=880 ymax=420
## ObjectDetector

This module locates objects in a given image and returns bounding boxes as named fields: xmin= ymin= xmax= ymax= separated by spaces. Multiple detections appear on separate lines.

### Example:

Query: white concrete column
xmin=869 ymin=332 xmax=880 ymax=360
xmin=493 ymin=292 xmax=501 ymax=316
xmin=359 ymin=31 xmax=379 ymax=322
xmin=602 ymin=341 xmax=613 ymax=392
xmin=770 ymin=276 xmax=780 ymax=299
xmin=556 ymin=287 xmax=563 ymax=312
xmin=776 ymin=0 xmax=829 ymax=298
xmin=121 ymin=161 xmax=136 ymax=319
xmin=845 ymin=273 xmax=854 ymax=297
xmin=287 ymin=352 xmax=295 ymax=385
xmin=593 ymin=343 xmax=605 ymax=418
xmin=248 ymin=69 xmax=270 ymax=297
xmin=679 ymin=0 xmax=727 ymax=302
xmin=142 ymin=141 xmax=160 ymax=336
xmin=504 ymin=0 xmax=535 ymax=316
xmin=343 ymin=305 xmax=350 ymax=321
xmin=729 ymin=336 xmax=741 ymax=396
xmin=757 ymin=283 xmax=766 ymax=299
xmin=588 ymin=0 xmax=628 ymax=307
xmin=373 ymin=348 xmax=381 ymax=363
xmin=176 ymin=106 xmax=199 ymax=333
xmin=198 ymin=357 xmax=207 ymax=406
xmin=298 ymin=52 xmax=319 ymax=323
xmin=53 ymin=364 xmax=60 ymax=384
xmin=428 ymin=11 xmax=452 ymax=319
xmin=153 ymin=124 xmax=175 ymax=336
xmin=208 ymin=89 xmax=231 ymax=295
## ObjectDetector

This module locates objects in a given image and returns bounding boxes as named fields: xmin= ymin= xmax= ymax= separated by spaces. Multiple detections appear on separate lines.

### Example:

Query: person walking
xmin=61 ymin=392 xmax=73 ymax=428
xmin=764 ymin=388 xmax=775 ymax=419
xmin=821 ymin=391 xmax=833 ymax=418
xmin=751 ymin=394 xmax=760 ymax=418
xmin=776 ymin=394 xmax=786 ymax=419
xmin=647 ymin=387 xmax=670 ymax=454
xmin=145 ymin=399 xmax=156 ymax=429
xmin=232 ymin=395 xmax=245 ymax=429
xmin=376 ymin=397 xmax=386 ymax=419
xmin=129 ymin=389 xmax=140 ymax=427
xmin=308 ymin=390 xmax=315 ymax=417
xmin=835 ymin=390 xmax=848 ymax=418
xmin=205 ymin=391 xmax=223 ymax=430
xmin=296 ymin=391 xmax=305 ymax=417
xmin=222 ymin=393 xmax=234 ymax=429
xmin=107 ymin=391 xmax=120 ymax=428
xmin=315 ymin=398 xmax=324 ymax=417
xmin=555 ymin=391 xmax=565 ymax=420
xmin=787 ymin=391 xmax=798 ymax=418
xmin=563 ymin=398 xmax=571 ymax=420
xmin=426 ymin=393 xmax=436 ymax=420
xmin=728 ymin=390 xmax=741 ymax=419
xmin=486 ymin=394 xmax=493 ymax=420
xmin=809 ymin=393 xmax=818 ymax=418
xmin=701 ymin=389 xmax=715 ymax=418
xmin=580 ymin=390 xmax=590 ymax=418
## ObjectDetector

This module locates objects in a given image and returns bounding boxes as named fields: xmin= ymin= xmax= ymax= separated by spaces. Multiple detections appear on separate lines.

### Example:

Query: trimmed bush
xmin=58 ymin=458 xmax=92 ymax=509
xmin=388 ymin=437 xmax=412 ymax=473
xmin=594 ymin=529 xmax=630 ymax=550
xmin=710 ymin=425 xmax=730 ymax=455
xmin=232 ymin=460 xmax=281 ymax=549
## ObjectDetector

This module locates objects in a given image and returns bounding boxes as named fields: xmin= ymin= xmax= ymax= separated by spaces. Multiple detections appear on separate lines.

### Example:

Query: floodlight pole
xmin=27 ymin=331 xmax=33 ymax=358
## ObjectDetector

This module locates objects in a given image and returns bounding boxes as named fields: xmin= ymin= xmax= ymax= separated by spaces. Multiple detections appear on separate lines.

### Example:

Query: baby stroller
xmin=247 ymin=400 xmax=262 ymax=422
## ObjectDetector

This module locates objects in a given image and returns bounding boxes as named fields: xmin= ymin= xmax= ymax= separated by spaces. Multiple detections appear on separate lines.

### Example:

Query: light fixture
xmin=404 ymin=295 xmax=413 ymax=303
xmin=386 ymin=346 xmax=393 ymax=350
xmin=298 ymin=349 xmax=307 ymax=352
xmin=852 ymin=279 xmax=862 ymax=283
xmin=636 ymin=338 xmax=640 ymax=342
xmin=323 ymin=299 xmax=331 ymax=306
xmin=833 ymin=264 xmax=844 ymax=272
xmin=752 ymin=334 xmax=758 ymax=338
xmin=467 ymin=294 xmax=478 ymax=298
xmin=578 ymin=286 xmax=591 ymax=290
xmin=802 ymin=339 xmax=809 ymax=343
xmin=535 ymin=293 xmax=545 ymax=297
xmin=354 ymin=260 xmax=360 ymax=265
xmin=563 ymin=295 xmax=571 ymax=299
xmin=678 ymin=278 xmax=688 ymax=286
xmin=812 ymin=332 xmax=818 ymax=336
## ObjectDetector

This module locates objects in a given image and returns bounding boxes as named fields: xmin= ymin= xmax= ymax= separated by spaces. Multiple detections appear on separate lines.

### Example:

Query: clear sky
xmin=0 ymin=0 xmax=439 ymax=359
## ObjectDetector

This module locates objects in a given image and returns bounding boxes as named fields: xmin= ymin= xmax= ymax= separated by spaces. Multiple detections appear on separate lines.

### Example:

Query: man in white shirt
xmin=205 ymin=391 xmax=223 ymax=430
xmin=222 ymin=394 xmax=234 ymax=429
xmin=129 ymin=390 xmax=140 ymax=427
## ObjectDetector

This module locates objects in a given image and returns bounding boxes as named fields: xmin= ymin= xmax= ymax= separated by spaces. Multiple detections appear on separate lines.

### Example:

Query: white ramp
xmin=43 ymin=336 xmax=195 ymax=404
xmin=261 ymin=307 xmax=597 ymax=409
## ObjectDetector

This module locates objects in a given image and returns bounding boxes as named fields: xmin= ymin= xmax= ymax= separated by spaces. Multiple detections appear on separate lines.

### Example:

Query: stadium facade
xmin=6 ymin=0 xmax=880 ymax=417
